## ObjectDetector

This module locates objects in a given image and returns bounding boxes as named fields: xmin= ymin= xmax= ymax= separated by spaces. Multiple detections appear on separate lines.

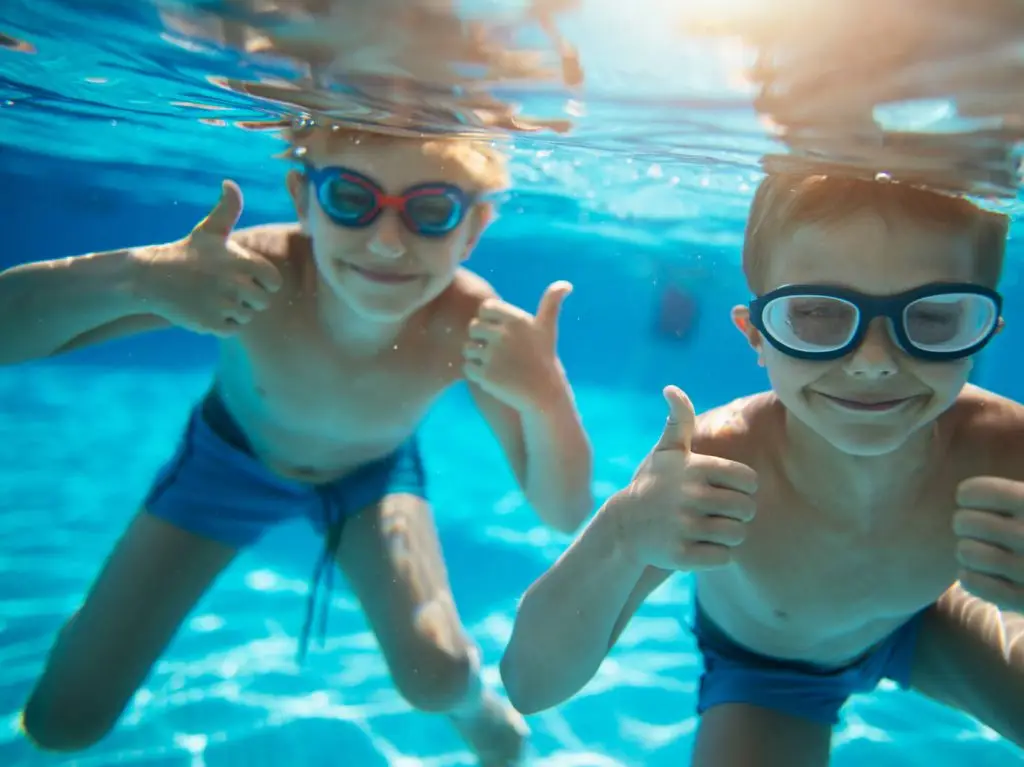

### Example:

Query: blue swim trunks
xmin=692 ymin=600 xmax=925 ymax=725
xmin=144 ymin=388 xmax=428 ymax=658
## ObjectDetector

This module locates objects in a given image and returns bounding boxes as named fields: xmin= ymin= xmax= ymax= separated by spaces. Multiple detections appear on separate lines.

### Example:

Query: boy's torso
xmin=693 ymin=386 xmax=1023 ymax=667
xmin=206 ymin=224 xmax=489 ymax=483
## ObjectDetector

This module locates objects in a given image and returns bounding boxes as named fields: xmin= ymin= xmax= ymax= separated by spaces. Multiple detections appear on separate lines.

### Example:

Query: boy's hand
xmin=606 ymin=386 xmax=758 ymax=572
xmin=462 ymin=280 xmax=572 ymax=411
xmin=954 ymin=476 xmax=1024 ymax=611
xmin=133 ymin=180 xmax=282 ymax=336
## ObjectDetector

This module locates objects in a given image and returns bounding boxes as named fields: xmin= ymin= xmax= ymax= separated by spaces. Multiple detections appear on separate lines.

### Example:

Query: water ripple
xmin=2 ymin=0 xmax=1021 ymax=246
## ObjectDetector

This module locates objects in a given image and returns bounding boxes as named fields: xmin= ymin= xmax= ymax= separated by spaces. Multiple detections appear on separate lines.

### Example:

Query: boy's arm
xmin=469 ymin=380 xmax=593 ymax=533
xmin=1 ymin=183 xmax=283 ymax=367
xmin=499 ymin=501 xmax=672 ymax=714
xmin=0 ymin=248 xmax=169 ymax=365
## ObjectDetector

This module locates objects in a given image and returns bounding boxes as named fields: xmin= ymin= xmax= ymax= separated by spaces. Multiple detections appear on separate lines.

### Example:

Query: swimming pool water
xmin=0 ymin=362 xmax=1019 ymax=766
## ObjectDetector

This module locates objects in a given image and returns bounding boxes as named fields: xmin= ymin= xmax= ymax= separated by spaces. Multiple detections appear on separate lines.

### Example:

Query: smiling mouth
xmin=817 ymin=393 xmax=919 ymax=412
xmin=343 ymin=262 xmax=421 ymax=284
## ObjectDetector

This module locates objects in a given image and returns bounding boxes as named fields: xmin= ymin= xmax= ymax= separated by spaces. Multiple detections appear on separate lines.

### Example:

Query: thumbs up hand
xmin=462 ymin=281 xmax=574 ymax=412
xmin=132 ymin=180 xmax=283 ymax=336
xmin=607 ymin=386 xmax=759 ymax=572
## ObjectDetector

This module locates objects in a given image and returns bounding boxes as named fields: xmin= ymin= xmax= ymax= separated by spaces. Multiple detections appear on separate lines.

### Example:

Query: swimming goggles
xmin=305 ymin=164 xmax=500 ymax=238
xmin=748 ymin=282 xmax=1003 ymax=362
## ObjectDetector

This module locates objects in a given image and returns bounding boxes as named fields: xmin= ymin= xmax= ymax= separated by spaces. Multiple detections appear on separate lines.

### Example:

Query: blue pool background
xmin=1 ymin=146 xmax=1024 ymax=766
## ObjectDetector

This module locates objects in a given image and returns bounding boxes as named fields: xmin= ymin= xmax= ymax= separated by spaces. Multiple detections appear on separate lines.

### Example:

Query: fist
xmin=134 ymin=180 xmax=283 ymax=336
xmin=954 ymin=475 xmax=1024 ymax=611
xmin=462 ymin=280 xmax=572 ymax=411
xmin=606 ymin=386 xmax=758 ymax=572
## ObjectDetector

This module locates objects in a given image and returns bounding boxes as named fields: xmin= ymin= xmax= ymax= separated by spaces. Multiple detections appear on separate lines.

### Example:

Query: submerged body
xmin=501 ymin=173 xmax=1024 ymax=766
xmin=687 ymin=384 xmax=1024 ymax=734
xmin=693 ymin=386 xmax=1009 ymax=669
xmin=4 ymin=127 xmax=594 ymax=766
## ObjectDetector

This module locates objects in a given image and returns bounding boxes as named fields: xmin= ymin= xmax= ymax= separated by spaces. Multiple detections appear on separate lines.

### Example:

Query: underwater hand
xmin=134 ymin=180 xmax=282 ymax=336
xmin=462 ymin=280 xmax=573 ymax=411
xmin=605 ymin=386 xmax=758 ymax=572
xmin=954 ymin=476 xmax=1024 ymax=611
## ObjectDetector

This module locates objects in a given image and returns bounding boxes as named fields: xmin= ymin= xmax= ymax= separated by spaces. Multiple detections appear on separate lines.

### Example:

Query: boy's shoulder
xmin=953 ymin=383 xmax=1023 ymax=419
xmin=425 ymin=267 xmax=499 ymax=332
xmin=949 ymin=384 xmax=1024 ymax=438
xmin=692 ymin=391 xmax=780 ymax=463
xmin=447 ymin=267 xmax=498 ymax=304
xmin=949 ymin=384 xmax=1024 ymax=480
xmin=231 ymin=223 xmax=307 ymax=267
xmin=225 ymin=225 xmax=315 ymax=333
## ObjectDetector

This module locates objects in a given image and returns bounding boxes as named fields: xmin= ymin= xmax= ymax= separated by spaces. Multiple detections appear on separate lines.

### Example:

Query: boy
xmin=500 ymin=172 xmax=1024 ymax=765
xmin=3 ymin=120 xmax=594 ymax=766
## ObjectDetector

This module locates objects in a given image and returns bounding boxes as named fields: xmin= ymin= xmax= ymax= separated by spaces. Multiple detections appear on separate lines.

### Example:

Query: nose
xmin=366 ymin=211 xmax=406 ymax=260
xmin=842 ymin=318 xmax=899 ymax=379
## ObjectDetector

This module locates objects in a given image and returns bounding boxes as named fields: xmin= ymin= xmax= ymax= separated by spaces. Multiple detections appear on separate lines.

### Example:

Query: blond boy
xmin=3 ymin=123 xmax=593 ymax=766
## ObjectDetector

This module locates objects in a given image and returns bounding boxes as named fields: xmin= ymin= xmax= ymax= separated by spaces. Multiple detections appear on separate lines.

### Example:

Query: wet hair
xmin=281 ymin=119 xmax=511 ymax=192
xmin=743 ymin=173 xmax=1009 ymax=293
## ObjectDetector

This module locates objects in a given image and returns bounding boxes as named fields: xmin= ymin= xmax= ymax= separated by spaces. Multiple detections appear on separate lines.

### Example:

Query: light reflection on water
xmin=1 ymin=0 xmax=1020 ymax=246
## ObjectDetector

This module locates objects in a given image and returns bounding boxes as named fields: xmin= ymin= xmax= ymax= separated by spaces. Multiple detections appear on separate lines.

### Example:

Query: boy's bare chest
xmin=225 ymin=327 xmax=464 ymax=443
xmin=698 ymin=483 xmax=963 ymax=665
xmin=731 ymin=479 xmax=962 ymax=629
xmin=741 ymin=499 xmax=954 ymax=618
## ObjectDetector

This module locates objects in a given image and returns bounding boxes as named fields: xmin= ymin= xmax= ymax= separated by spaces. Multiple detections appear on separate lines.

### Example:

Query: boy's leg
xmin=909 ymin=583 xmax=1024 ymax=747
xmin=22 ymin=511 xmax=238 ymax=752
xmin=691 ymin=704 xmax=832 ymax=767
xmin=334 ymin=492 xmax=527 ymax=766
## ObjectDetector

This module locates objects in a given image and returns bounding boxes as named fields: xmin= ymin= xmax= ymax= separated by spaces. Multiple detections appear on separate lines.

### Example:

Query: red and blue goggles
xmin=305 ymin=164 xmax=499 ymax=238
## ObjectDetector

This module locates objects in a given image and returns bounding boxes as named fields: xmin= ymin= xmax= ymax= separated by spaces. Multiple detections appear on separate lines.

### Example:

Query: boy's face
xmin=287 ymin=139 xmax=492 ymax=322
xmin=734 ymin=212 xmax=984 ymax=456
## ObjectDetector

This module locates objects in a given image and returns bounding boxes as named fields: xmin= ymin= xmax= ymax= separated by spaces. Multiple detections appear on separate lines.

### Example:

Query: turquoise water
xmin=0 ymin=365 xmax=1020 ymax=766
xmin=3 ymin=0 xmax=1024 ymax=765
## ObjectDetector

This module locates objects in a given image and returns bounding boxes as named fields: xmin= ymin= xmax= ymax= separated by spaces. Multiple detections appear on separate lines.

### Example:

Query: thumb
xmin=536 ymin=280 xmax=573 ymax=335
xmin=194 ymin=180 xmax=244 ymax=238
xmin=655 ymin=385 xmax=696 ymax=453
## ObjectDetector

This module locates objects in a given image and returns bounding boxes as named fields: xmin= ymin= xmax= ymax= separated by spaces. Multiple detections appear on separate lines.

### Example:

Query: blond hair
xmin=743 ymin=173 xmax=1009 ymax=293
xmin=281 ymin=120 xmax=510 ymax=193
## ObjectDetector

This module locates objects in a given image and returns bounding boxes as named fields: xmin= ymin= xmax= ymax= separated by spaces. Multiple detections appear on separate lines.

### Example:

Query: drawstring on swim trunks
xmin=297 ymin=489 xmax=344 ymax=664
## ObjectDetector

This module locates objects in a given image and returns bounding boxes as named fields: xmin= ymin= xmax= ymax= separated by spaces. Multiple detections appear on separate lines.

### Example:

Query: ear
xmin=995 ymin=316 xmax=1006 ymax=335
xmin=731 ymin=305 xmax=765 ymax=367
xmin=286 ymin=169 xmax=311 ymax=232
xmin=459 ymin=203 xmax=494 ymax=261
